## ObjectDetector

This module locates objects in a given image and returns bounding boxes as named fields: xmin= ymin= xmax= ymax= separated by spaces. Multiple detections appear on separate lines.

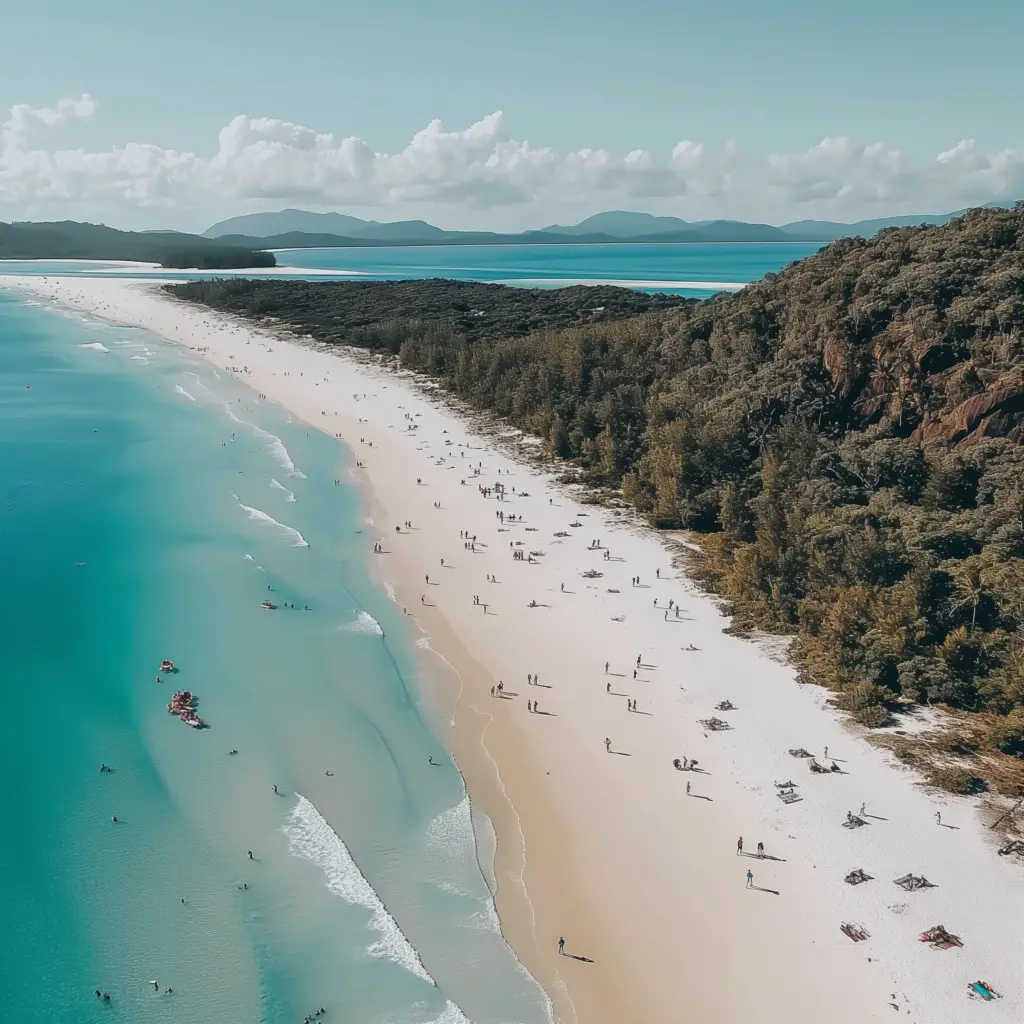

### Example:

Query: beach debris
xmin=715 ymin=700 xmax=736 ymax=711
xmin=968 ymin=981 xmax=1001 ymax=1001
xmin=997 ymin=839 xmax=1024 ymax=857
xmin=840 ymin=922 xmax=869 ymax=942
xmin=919 ymin=925 xmax=963 ymax=949
xmin=842 ymin=812 xmax=868 ymax=829
xmin=844 ymin=869 xmax=873 ymax=885
xmin=699 ymin=717 xmax=730 ymax=731
xmin=894 ymin=873 xmax=936 ymax=891
xmin=788 ymin=748 xmax=813 ymax=758
xmin=582 ymin=569 xmax=604 ymax=578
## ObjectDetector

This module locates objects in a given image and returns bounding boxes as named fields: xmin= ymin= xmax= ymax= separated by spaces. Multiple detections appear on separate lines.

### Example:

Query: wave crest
xmin=340 ymin=611 xmax=384 ymax=635
xmin=233 ymin=495 xmax=308 ymax=547
xmin=283 ymin=795 xmax=435 ymax=984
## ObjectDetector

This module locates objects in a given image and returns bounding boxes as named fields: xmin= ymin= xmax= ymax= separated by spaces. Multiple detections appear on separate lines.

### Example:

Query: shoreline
xmin=5 ymin=274 xmax=1021 ymax=1024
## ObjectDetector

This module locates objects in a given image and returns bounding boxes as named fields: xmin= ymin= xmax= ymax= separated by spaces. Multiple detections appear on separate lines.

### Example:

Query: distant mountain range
xmin=204 ymin=204 xmax=1016 ymax=247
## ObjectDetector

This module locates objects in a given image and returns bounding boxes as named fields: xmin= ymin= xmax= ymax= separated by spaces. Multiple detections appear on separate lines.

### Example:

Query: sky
xmin=1 ymin=0 xmax=1022 ymax=232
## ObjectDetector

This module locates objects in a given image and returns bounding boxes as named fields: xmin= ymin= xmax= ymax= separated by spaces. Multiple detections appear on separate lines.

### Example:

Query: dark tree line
xmin=170 ymin=205 xmax=1024 ymax=790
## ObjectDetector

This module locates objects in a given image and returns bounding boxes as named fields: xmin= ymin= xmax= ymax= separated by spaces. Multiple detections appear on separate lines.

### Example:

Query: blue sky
xmin=1 ymin=0 xmax=1022 ymax=230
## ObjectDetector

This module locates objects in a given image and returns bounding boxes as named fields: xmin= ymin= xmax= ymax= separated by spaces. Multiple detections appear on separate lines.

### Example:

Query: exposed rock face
xmin=911 ymin=387 xmax=1024 ymax=445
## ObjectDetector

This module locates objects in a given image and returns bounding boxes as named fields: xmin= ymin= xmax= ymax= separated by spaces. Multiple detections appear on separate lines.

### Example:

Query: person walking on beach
xmin=606 ymin=681 xmax=611 ymax=693
xmin=558 ymin=936 xmax=565 ymax=955
xmin=686 ymin=781 xmax=690 ymax=795
xmin=527 ymin=673 xmax=532 ymax=686
xmin=604 ymin=661 xmax=609 ymax=674
xmin=746 ymin=869 xmax=754 ymax=889
xmin=736 ymin=836 xmax=743 ymax=856
xmin=936 ymin=811 xmax=942 ymax=825
xmin=490 ymin=685 xmax=495 ymax=697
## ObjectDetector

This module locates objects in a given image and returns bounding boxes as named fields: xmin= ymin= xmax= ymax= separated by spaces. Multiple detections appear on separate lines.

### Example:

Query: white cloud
xmin=0 ymin=93 xmax=1022 ymax=228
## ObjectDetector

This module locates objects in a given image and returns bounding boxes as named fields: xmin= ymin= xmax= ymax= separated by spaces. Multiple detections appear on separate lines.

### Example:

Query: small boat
xmin=261 ymin=600 xmax=277 ymax=610
xmin=159 ymin=660 xmax=175 ymax=672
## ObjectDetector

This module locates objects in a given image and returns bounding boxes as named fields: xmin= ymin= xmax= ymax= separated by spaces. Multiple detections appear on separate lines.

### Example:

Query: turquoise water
xmin=0 ymin=293 xmax=549 ymax=1024
xmin=275 ymin=241 xmax=823 ymax=294
xmin=1 ymin=240 xmax=822 ymax=295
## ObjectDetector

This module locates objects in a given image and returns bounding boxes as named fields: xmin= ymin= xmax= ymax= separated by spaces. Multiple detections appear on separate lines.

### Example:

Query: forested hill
xmin=170 ymin=204 xmax=1024 ymax=791
xmin=0 ymin=221 xmax=275 ymax=269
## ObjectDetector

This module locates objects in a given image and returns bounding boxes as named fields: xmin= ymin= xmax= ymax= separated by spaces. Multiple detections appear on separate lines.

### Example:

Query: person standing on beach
xmin=558 ymin=936 xmax=565 ymax=955
xmin=736 ymin=836 xmax=743 ymax=855
xmin=757 ymin=841 xmax=764 ymax=857
xmin=604 ymin=661 xmax=609 ymax=674
xmin=605 ymin=737 xmax=611 ymax=753
xmin=746 ymin=870 xmax=753 ymax=889
xmin=936 ymin=811 xmax=942 ymax=825
xmin=606 ymin=681 xmax=611 ymax=693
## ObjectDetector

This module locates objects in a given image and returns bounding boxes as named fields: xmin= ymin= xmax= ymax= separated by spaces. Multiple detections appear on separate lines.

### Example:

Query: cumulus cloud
xmin=1 ymin=94 xmax=1022 ymax=226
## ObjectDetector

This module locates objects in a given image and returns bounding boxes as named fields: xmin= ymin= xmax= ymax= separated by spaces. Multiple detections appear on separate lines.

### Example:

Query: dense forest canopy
xmin=0 ymin=221 xmax=274 ymax=268
xmin=170 ymin=204 xmax=1024 ymax=792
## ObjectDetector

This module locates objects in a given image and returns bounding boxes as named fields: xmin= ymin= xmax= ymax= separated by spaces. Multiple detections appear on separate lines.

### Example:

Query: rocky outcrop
xmin=911 ymin=386 xmax=1024 ymax=445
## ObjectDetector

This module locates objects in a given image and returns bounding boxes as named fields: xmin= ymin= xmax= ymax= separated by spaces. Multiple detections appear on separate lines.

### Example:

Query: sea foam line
xmin=283 ymin=795 xmax=436 ymax=985
xmin=80 ymin=342 xmax=109 ymax=352
xmin=175 ymin=385 xmax=197 ymax=401
xmin=233 ymin=495 xmax=308 ymax=547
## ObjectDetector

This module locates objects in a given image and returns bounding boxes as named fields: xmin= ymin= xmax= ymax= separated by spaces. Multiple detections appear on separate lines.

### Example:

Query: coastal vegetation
xmin=0 ymin=220 xmax=274 ymax=268
xmin=170 ymin=205 xmax=1024 ymax=792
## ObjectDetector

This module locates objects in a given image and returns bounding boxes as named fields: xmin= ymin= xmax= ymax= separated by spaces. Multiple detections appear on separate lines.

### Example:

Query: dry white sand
xmin=6 ymin=275 xmax=1022 ymax=1024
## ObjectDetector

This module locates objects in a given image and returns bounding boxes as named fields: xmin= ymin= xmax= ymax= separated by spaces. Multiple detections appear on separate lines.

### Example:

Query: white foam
xmin=383 ymin=581 xmax=397 ymax=602
xmin=80 ymin=342 xmax=109 ymax=352
xmin=270 ymin=478 xmax=296 ymax=502
xmin=283 ymin=795 xmax=436 ymax=985
xmin=243 ymin=552 xmax=267 ymax=572
xmin=233 ymin=495 xmax=308 ymax=547
xmin=130 ymin=356 xmax=148 ymax=363
xmin=253 ymin=423 xmax=306 ymax=478
xmin=174 ymin=385 xmax=197 ymax=402
xmin=418 ymin=1001 xmax=474 ymax=1024
xmin=341 ymin=610 xmax=384 ymax=635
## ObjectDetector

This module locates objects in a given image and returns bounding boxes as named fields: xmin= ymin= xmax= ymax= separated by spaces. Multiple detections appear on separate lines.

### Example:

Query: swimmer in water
xmin=272 ymin=784 xmax=278 ymax=794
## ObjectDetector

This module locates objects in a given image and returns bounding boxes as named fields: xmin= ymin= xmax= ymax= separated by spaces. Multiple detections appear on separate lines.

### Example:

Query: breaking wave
xmin=283 ymin=795 xmax=435 ymax=985
xmin=253 ymin=424 xmax=306 ymax=478
xmin=341 ymin=611 xmax=384 ymax=635
xmin=233 ymin=495 xmax=308 ymax=547
xmin=80 ymin=342 xmax=109 ymax=352
xmin=174 ymin=385 xmax=197 ymax=402
xmin=270 ymin=478 xmax=296 ymax=502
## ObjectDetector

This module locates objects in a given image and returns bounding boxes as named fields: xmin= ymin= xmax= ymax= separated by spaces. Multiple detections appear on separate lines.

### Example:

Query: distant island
xmin=203 ymin=203 xmax=1015 ymax=248
xmin=0 ymin=221 xmax=275 ymax=269
xmin=171 ymin=204 xmax=1024 ymax=796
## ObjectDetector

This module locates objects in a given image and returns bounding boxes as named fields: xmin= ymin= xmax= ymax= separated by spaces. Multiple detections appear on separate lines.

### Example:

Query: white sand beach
xmin=6 ymin=275 xmax=1022 ymax=1024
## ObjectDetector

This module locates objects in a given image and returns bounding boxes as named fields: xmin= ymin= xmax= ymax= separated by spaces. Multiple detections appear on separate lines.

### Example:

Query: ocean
xmin=1 ymin=240 xmax=822 ymax=295
xmin=0 ymin=292 xmax=550 ymax=1024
